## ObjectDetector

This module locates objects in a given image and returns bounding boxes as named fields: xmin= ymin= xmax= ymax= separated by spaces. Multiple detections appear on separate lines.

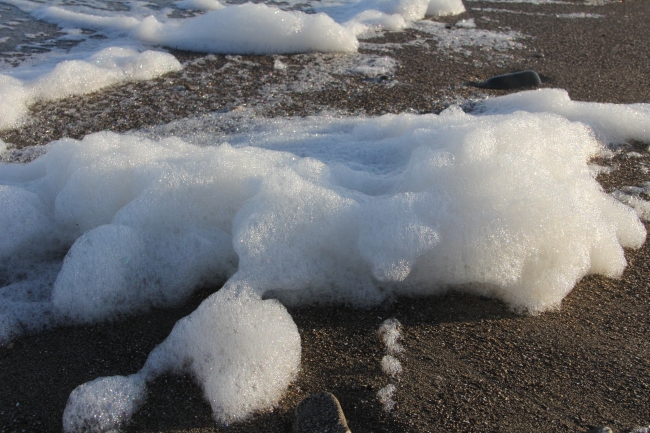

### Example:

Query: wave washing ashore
xmin=1 ymin=0 xmax=650 ymax=432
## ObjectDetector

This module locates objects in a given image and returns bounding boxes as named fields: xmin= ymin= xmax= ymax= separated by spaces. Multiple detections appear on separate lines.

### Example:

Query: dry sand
xmin=1 ymin=0 xmax=649 ymax=432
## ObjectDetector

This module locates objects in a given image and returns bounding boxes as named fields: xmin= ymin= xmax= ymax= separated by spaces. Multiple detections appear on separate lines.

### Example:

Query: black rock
xmin=585 ymin=427 xmax=613 ymax=433
xmin=294 ymin=392 xmax=351 ymax=433
xmin=474 ymin=70 xmax=542 ymax=90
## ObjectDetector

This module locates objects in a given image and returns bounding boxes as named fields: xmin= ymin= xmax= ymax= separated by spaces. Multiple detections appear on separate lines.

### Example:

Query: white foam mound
xmin=473 ymin=89 xmax=650 ymax=146
xmin=10 ymin=0 xmax=466 ymax=59
xmin=0 ymin=47 xmax=181 ymax=129
xmin=0 ymin=185 xmax=53 ymax=258
xmin=221 ymin=108 xmax=645 ymax=312
xmin=139 ymin=287 xmax=301 ymax=424
xmin=135 ymin=3 xmax=358 ymax=55
xmin=63 ymin=289 xmax=300 ymax=429
xmin=62 ymin=374 xmax=147 ymax=433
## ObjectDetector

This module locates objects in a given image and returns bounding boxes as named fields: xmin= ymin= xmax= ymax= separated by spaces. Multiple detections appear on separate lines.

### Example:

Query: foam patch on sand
xmin=472 ymin=89 xmax=650 ymax=145
xmin=134 ymin=4 xmax=359 ymax=55
xmin=7 ymin=0 xmax=466 ymax=57
xmin=62 ymin=374 xmax=147 ymax=433
xmin=0 ymin=89 xmax=648 ymax=428
xmin=0 ymin=47 xmax=181 ymax=129
xmin=140 ymin=287 xmax=301 ymax=423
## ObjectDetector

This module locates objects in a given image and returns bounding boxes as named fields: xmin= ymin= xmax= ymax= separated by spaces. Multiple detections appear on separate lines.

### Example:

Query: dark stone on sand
xmin=294 ymin=392 xmax=351 ymax=433
xmin=585 ymin=427 xmax=613 ymax=433
xmin=473 ymin=70 xmax=542 ymax=90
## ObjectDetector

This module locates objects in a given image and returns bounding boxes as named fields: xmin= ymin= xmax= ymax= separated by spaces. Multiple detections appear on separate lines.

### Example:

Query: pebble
xmin=294 ymin=392 xmax=351 ymax=433
xmin=586 ymin=427 xmax=613 ymax=433
xmin=474 ymin=70 xmax=542 ymax=90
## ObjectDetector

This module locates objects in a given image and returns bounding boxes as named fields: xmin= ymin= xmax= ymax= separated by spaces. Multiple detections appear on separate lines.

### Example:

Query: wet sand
xmin=1 ymin=1 xmax=649 ymax=432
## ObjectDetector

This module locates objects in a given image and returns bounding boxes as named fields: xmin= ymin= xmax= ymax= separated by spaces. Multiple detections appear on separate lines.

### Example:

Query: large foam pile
xmin=0 ymin=90 xmax=648 ymax=428
xmin=0 ymin=47 xmax=181 ymax=129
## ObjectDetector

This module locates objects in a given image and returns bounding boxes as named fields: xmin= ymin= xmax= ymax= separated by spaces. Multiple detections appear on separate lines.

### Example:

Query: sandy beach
xmin=1 ymin=0 xmax=649 ymax=432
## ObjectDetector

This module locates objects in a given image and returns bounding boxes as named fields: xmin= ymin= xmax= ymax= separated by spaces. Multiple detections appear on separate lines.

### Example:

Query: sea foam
xmin=0 ymin=90 xmax=648 ymax=429
xmin=0 ymin=47 xmax=181 ymax=129
xmin=5 ymin=0 xmax=466 ymax=60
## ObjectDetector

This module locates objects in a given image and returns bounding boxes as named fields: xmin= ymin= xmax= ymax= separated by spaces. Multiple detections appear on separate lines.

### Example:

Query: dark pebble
xmin=585 ymin=427 xmax=613 ymax=433
xmin=474 ymin=70 xmax=542 ymax=90
xmin=294 ymin=392 xmax=351 ymax=433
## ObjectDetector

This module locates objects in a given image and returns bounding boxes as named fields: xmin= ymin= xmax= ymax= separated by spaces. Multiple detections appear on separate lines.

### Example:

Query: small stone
xmin=474 ymin=70 xmax=542 ymax=90
xmin=586 ymin=427 xmax=613 ymax=433
xmin=294 ymin=392 xmax=351 ymax=433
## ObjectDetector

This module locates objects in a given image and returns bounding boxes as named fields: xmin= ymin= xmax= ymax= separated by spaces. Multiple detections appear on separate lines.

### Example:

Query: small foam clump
xmin=0 ymin=47 xmax=181 ymax=129
xmin=455 ymin=18 xmax=476 ymax=28
xmin=140 ymin=287 xmax=301 ymax=424
xmin=378 ymin=318 xmax=403 ymax=354
xmin=377 ymin=384 xmax=397 ymax=411
xmin=350 ymin=56 xmax=397 ymax=77
xmin=62 ymin=374 xmax=147 ymax=433
xmin=378 ymin=318 xmax=403 ymax=408
xmin=381 ymin=355 xmax=403 ymax=376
